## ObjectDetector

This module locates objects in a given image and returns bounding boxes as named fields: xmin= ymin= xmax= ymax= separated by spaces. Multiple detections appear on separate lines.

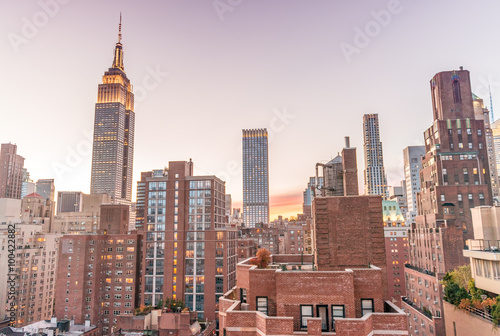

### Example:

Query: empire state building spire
xmin=112 ymin=13 xmax=124 ymax=70
xmin=91 ymin=14 xmax=135 ymax=204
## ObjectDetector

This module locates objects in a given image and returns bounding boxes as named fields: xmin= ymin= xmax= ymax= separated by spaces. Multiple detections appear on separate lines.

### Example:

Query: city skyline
xmin=4 ymin=1 xmax=500 ymax=219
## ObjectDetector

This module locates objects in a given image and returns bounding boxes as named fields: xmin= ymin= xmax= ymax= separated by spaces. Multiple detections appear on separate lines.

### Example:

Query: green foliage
xmin=444 ymin=281 xmax=470 ymax=306
xmin=164 ymin=297 xmax=185 ymax=312
xmin=468 ymin=279 xmax=485 ymax=301
xmin=492 ymin=296 xmax=500 ymax=325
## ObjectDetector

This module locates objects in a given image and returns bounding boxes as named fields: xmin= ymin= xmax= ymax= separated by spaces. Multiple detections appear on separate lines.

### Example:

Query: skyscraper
xmin=242 ymin=129 xmax=269 ymax=227
xmin=403 ymin=146 xmax=425 ymax=225
xmin=90 ymin=16 xmax=134 ymax=203
xmin=0 ymin=143 xmax=24 ymax=199
xmin=363 ymin=114 xmax=388 ymax=197
xmin=402 ymin=69 xmax=493 ymax=336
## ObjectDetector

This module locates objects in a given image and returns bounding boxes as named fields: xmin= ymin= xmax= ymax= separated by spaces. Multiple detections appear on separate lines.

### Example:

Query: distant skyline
xmin=3 ymin=1 xmax=500 ymax=219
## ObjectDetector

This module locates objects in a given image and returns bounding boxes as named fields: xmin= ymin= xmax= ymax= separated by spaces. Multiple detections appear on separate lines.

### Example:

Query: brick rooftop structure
xmin=219 ymin=255 xmax=407 ymax=335
xmin=219 ymin=191 xmax=407 ymax=335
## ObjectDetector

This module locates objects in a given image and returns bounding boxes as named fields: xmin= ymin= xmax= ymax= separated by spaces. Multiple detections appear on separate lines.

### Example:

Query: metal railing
xmin=466 ymin=240 xmax=500 ymax=252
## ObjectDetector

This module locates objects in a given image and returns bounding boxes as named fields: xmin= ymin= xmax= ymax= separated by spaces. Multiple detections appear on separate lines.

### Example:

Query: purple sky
xmin=2 ymin=0 xmax=500 ymax=218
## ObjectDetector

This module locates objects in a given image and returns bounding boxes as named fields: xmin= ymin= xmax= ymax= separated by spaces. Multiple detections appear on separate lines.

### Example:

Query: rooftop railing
xmin=466 ymin=240 xmax=500 ymax=252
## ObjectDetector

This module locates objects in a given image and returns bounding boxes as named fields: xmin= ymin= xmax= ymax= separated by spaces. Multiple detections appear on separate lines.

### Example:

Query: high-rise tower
xmin=242 ymin=129 xmax=269 ymax=227
xmin=402 ymin=69 xmax=493 ymax=336
xmin=0 ymin=143 xmax=24 ymax=199
xmin=363 ymin=114 xmax=388 ymax=197
xmin=90 ymin=15 xmax=134 ymax=203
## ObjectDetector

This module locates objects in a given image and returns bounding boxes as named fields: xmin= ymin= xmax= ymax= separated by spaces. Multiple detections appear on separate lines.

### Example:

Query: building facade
xmin=242 ymin=129 xmax=269 ymax=227
xmin=0 ymin=143 xmax=24 ymax=199
xmin=54 ymin=231 xmax=142 ymax=335
xmin=138 ymin=161 xmax=237 ymax=321
xmin=382 ymin=200 xmax=409 ymax=306
xmin=403 ymin=146 xmax=425 ymax=225
xmin=57 ymin=192 xmax=84 ymax=214
xmin=402 ymin=69 xmax=494 ymax=336
xmin=363 ymin=114 xmax=388 ymax=197
xmin=473 ymin=93 xmax=500 ymax=200
xmin=90 ymin=19 xmax=134 ymax=204
xmin=1 ymin=224 xmax=60 ymax=327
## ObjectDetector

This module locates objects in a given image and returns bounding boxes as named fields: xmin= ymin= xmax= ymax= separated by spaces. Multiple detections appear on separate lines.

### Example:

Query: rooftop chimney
xmin=344 ymin=136 xmax=350 ymax=148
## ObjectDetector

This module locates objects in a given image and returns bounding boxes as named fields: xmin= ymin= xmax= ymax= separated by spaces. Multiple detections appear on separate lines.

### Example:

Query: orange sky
xmin=232 ymin=193 xmax=304 ymax=221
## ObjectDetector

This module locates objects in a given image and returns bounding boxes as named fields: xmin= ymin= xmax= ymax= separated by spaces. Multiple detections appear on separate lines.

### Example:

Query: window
xmin=300 ymin=305 xmax=313 ymax=328
xmin=331 ymin=305 xmax=345 ymax=332
xmin=361 ymin=299 xmax=374 ymax=316
xmin=256 ymin=297 xmax=268 ymax=315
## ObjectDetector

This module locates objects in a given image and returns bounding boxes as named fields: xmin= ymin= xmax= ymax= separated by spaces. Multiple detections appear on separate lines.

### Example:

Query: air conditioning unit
xmin=241 ymin=303 xmax=249 ymax=311
xmin=421 ymin=323 xmax=425 ymax=327
xmin=434 ymin=300 xmax=438 ymax=304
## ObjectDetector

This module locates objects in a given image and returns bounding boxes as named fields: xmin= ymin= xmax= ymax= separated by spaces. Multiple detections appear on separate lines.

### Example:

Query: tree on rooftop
xmin=250 ymin=248 xmax=271 ymax=269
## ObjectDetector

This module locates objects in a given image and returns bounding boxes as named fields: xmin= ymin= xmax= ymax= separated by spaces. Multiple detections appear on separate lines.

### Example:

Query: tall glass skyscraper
xmin=362 ymin=114 xmax=388 ymax=197
xmin=90 ymin=17 xmax=135 ymax=203
xmin=242 ymin=129 xmax=269 ymax=227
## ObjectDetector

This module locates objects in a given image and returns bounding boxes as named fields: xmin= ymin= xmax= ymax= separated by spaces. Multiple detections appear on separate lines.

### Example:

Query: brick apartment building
xmin=219 ymin=195 xmax=407 ymax=335
xmin=402 ymin=68 xmax=493 ymax=336
xmin=238 ymin=223 xmax=280 ymax=257
xmin=0 ymin=223 xmax=60 ymax=327
xmin=54 ymin=204 xmax=143 ymax=335
xmin=382 ymin=200 xmax=410 ymax=305
xmin=219 ymin=137 xmax=408 ymax=335
xmin=137 ymin=161 xmax=237 ymax=321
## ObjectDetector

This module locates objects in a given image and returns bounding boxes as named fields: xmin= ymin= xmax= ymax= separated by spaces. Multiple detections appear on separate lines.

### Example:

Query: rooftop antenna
xmin=118 ymin=12 xmax=122 ymax=43
xmin=489 ymin=85 xmax=495 ymax=123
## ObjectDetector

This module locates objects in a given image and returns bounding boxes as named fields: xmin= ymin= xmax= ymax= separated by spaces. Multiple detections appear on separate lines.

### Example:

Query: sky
xmin=2 ymin=0 xmax=500 ymax=220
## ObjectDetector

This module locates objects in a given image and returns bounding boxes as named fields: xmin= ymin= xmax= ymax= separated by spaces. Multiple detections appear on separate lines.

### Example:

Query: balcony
xmin=466 ymin=240 xmax=500 ymax=252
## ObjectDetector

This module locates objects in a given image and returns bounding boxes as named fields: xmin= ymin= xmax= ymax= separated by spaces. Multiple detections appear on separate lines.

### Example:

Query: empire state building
xmin=90 ymin=17 xmax=134 ymax=203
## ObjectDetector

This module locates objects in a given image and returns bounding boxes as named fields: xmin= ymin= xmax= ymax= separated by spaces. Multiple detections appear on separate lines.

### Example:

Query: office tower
xmin=402 ymin=69 xmax=493 ymax=336
xmin=363 ymin=114 xmax=388 ymax=197
xmin=52 ymin=193 xmax=112 ymax=234
xmin=57 ymin=191 xmax=83 ymax=213
xmin=90 ymin=17 xmax=134 ymax=204
xmin=242 ymin=129 xmax=269 ymax=227
xmin=1 ymin=224 xmax=60 ymax=327
xmin=382 ymin=200 xmax=409 ymax=306
xmin=21 ymin=169 xmax=35 ymax=199
xmin=139 ymin=161 xmax=237 ymax=321
xmin=55 ymin=224 xmax=142 ymax=336
xmin=473 ymin=94 xmax=500 ymax=199
xmin=403 ymin=146 xmax=425 ymax=224
xmin=35 ymin=179 xmax=55 ymax=202
xmin=0 ymin=143 xmax=24 ymax=199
